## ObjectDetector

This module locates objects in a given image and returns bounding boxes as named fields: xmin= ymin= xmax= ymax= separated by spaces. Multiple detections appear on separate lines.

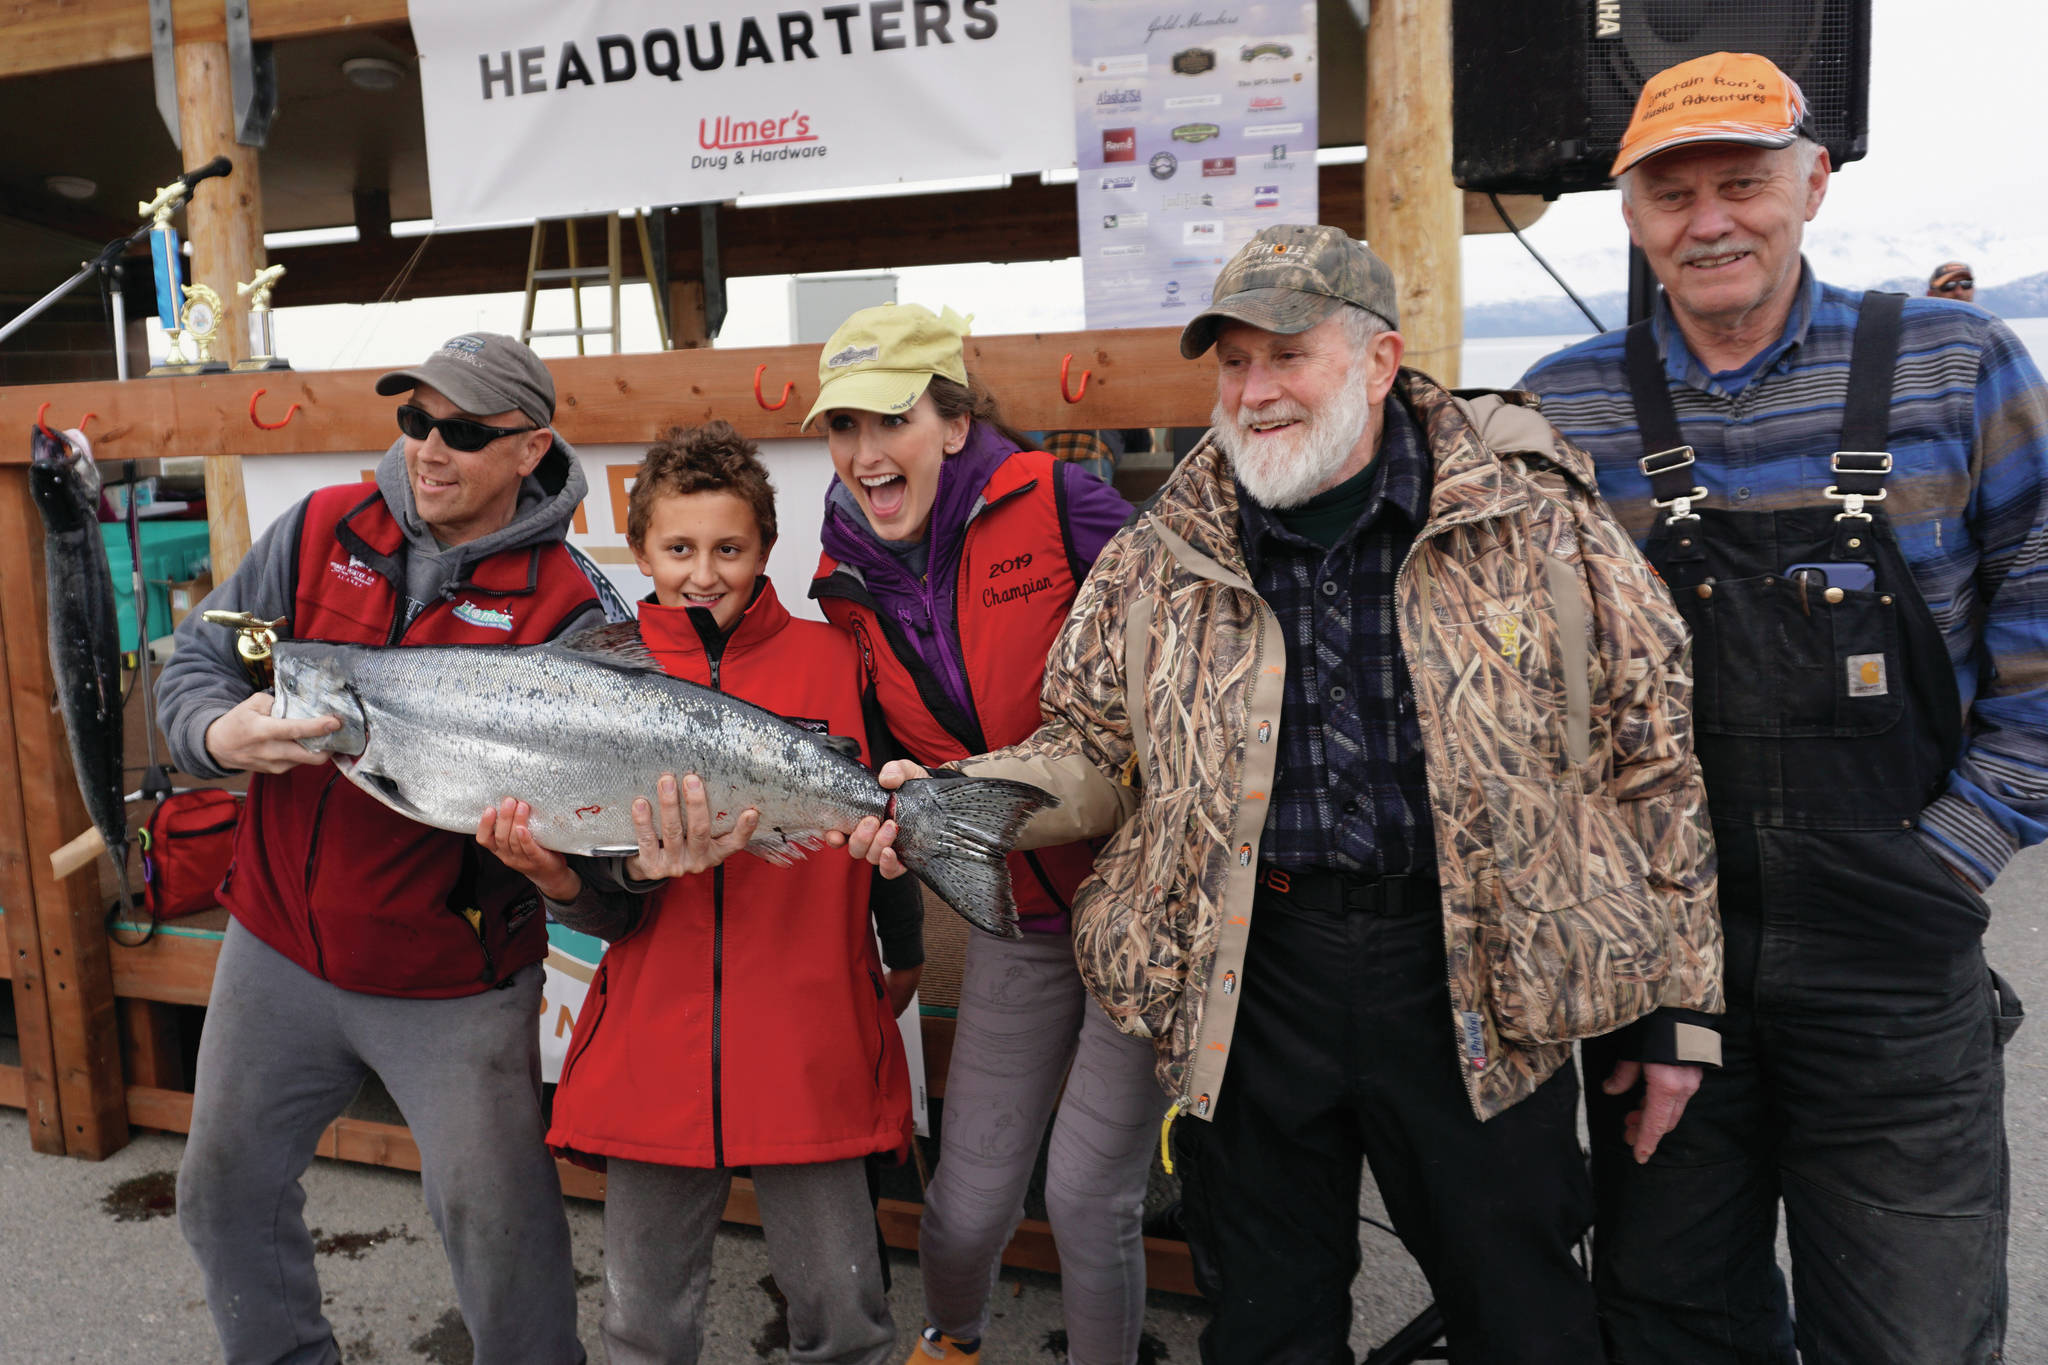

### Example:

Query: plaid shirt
xmin=1524 ymin=265 xmax=2048 ymax=890
xmin=1239 ymin=399 xmax=1436 ymax=875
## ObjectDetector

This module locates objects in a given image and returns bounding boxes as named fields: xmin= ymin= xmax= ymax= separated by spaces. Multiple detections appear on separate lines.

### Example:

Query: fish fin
xmin=359 ymin=770 xmax=435 ymax=825
xmin=557 ymin=621 xmax=662 ymax=673
xmin=890 ymin=777 xmax=1062 ymax=940
xmin=745 ymin=828 xmax=830 ymax=867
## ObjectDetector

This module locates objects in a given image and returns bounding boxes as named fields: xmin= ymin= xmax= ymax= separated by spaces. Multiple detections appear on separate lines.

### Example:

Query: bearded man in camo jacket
xmin=846 ymin=224 xmax=1722 ymax=1364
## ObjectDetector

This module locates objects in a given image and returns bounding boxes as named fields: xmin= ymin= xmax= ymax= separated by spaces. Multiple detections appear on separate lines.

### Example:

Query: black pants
xmin=1176 ymin=882 xmax=1600 ymax=1365
xmin=1583 ymin=822 xmax=2017 ymax=1365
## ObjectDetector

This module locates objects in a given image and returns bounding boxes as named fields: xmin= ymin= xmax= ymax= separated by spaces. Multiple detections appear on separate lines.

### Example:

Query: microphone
xmin=178 ymin=156 xmax=233 ymax=191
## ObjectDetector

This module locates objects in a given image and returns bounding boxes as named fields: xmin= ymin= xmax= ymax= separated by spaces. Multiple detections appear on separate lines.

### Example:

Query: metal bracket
xmin=699 ymin=203 xmax=727 ymax=341
xmin=226 ymin=3 xmax=279 ymax=147
xmin=150 ymin=0 xmax=180 ymax=150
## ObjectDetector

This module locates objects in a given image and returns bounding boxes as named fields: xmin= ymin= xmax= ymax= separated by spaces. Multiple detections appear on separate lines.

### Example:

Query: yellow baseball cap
xmin=800 ymin=303 xmax=973 ymax=431
xmin=1610 ymin=52 xmax=1815 ymax=178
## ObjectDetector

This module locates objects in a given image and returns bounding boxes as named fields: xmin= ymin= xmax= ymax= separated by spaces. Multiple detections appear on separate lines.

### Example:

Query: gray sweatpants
xmin=919 ymin=932 xmax=1166 ymax=1365
xmin=177 ymin=920 xmax=582 ymax=1365
xmin=600 ymin=1157 xmax=894 ymax=1365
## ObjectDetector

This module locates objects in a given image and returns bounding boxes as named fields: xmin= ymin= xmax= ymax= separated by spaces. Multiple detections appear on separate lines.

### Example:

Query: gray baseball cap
xmin=375 ymin=332 xmax=555 ymax=426
xmin=1180 ymin=224 xmax=1400 ymax=359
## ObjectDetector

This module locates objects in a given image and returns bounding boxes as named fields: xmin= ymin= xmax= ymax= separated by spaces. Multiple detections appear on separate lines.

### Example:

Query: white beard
xmin=1211 ymin=361 xmax=1376 ymax=509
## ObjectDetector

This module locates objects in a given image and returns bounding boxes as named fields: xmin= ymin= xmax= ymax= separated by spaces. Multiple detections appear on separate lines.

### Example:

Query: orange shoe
xmin=906 ymin=1325 xmax=981 ymax=1361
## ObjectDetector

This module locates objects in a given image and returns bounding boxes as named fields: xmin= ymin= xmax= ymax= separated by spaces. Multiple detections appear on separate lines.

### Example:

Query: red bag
xmin=141 ymin=789 xmax=242 ymax=919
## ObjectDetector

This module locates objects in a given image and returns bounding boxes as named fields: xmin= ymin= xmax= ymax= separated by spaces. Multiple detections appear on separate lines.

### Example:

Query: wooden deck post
xmin=0 ymin=470 xmax=128 ymax=1158
xmin=175 ymin=39 xmax=261 ymax=582
xmin=0 ymin=473 xmax=65 ymax=1152
xmin=1364 ymin=0 xmax=1462 ymax=386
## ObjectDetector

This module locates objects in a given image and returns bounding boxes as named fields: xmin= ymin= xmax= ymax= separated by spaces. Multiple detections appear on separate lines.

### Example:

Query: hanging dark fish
xmin=28 ymin=425 xmax=129 ymax=906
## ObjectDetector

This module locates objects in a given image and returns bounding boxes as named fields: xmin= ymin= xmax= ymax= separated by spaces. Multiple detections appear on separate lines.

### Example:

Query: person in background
xmin=480 ymin=422 xmax=919 ymax=1365
xmin=846 ymin=225 xmax=1722 ymax=1365
xmin=1522 ymin=51 xmax=2046 ymax=1364
xmin=804 ymin=303 xmax=1147 ymax=1365
xmin=156 ymin=333 xmax=603 ymax=1365
xmin=1928 ymin=260 xmax=1977 ymax=304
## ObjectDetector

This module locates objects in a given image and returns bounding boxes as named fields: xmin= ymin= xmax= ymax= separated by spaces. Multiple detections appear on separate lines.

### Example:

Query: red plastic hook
xmin=77 ymin=412 xmax=97 ymax=434
xmin=34 ymin=401 xmax=58 ymax=440
xmin=250 ymin=388 xmax=301 ymax=431
xmin=1059 ymin=353 xmax=1091 ymax=404
xmin=753 ymin=364 xmax=795 ymax=411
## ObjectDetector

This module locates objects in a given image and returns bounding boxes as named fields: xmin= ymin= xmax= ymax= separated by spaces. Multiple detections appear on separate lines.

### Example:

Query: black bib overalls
xmin=1582 ymin=295 xmax=2016 ymax=1365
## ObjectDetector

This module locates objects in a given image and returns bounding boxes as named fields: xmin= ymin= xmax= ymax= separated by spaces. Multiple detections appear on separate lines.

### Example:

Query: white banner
xmin=1070 ymin=1 xmax=1318 ymax=328
xmin=407 ymin=0 xmax=1076 ymax=226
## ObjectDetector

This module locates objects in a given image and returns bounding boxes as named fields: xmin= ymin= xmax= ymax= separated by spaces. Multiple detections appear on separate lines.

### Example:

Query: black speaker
xmin=1451 ymin=0 xmax=1871 ymax=197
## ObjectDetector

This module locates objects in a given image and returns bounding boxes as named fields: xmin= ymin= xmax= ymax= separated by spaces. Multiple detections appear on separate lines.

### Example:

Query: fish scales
xmin=269 ymin=630 xmax=1058 ymax=936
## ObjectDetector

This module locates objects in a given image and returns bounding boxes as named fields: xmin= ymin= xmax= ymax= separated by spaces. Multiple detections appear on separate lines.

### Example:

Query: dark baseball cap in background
xmin=1180 ymin=224 xmax=1400 ymax=359
xmin=375 ymin=333 xmax=556 ymax=427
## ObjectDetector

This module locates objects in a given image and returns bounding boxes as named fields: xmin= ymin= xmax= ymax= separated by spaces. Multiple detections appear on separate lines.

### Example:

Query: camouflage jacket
xmin=959 ymin=371 xmax=1722 ymax=1121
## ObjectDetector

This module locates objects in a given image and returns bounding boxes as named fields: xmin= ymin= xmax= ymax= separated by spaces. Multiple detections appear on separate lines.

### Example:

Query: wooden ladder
xmin=518 ymin=212 xmax=669 ymax=355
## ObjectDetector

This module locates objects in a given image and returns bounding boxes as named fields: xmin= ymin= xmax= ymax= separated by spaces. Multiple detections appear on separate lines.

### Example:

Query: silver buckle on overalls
xmin=1825 ymin=451 xmax=1893 ymax=521
xmin=1639 ymin=445 xmax=1707 ymax=523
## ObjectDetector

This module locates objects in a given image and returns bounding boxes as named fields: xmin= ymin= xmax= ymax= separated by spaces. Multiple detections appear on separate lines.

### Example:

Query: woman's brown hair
xmin=926 ymin=373 xmax=1034 ymax=454
xmin=626 ymin=420 xmax=778 ymax=550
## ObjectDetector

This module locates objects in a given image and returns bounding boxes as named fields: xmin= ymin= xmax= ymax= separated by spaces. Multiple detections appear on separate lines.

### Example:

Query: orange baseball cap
xmin=1610 ymin=52 xmax=1815 ymax=178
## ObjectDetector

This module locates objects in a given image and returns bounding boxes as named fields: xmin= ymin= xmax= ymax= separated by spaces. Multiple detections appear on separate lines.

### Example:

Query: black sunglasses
xmin=1935 ymin=279 xmax=1974 ymax=293
xmin=396 ymin=404 xmax=542 ymax=452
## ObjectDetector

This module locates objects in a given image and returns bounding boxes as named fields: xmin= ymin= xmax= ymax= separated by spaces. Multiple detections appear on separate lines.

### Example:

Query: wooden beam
xmin=0 ymin=496 xmax=67 ymax=1155
xmin=0 ymin=1062 xmax=24 ymax=1111
xmin=0 ymin=327 xmax=1220 ymax=457
xmin=106 ymin=913 xmax=224 ymax=1006
xmin=0 ymin=467 xmax=128 ymax=1158
xmin=119 ymin=997 xmax=185 ymax=1093
xmin=175 ymin=38 xmax=260 ymax=583
xmin=0 ymin=0 xmax=412 ymax=81
xmin=254 ymin=173 xmax=1545 ymax=311
xmin=1365 ymin=0 xmax=1463 ymax=384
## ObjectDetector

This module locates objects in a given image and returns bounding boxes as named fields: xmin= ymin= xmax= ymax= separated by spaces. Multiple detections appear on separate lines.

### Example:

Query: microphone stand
xmin=0 ymin=156 xmax=234 ymax=378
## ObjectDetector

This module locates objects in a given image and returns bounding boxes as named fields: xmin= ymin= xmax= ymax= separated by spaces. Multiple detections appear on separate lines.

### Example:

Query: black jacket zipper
xmin=302 ymin=770 xmax=340 ymax=978
xmin=687 ymin=604 xmax=736 ymax=1169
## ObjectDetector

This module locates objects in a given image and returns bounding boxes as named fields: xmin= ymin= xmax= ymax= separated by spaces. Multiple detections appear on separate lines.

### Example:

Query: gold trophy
xmin=151 ymin=281 xmax=231 ymax=376
xmin=232 ymin=264 xmax=292 ymax=372
xmin=201 ymin=610 xmax=287 ymax=690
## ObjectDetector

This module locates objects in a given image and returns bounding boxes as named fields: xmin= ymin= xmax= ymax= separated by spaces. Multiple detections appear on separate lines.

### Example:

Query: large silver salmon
xmin=269 ymin=624 xmax=1057 ymax=938
xmin=28 ymin=425 xmax=129 ymax=905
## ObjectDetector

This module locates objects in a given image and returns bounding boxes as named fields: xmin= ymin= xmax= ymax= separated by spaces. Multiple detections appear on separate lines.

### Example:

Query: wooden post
xmin=0 ymin=487 xmax=65 ymax=1152
xmin=175 ymin=39 xmax=260 ymax=583
xmin=0 ymin=470 xmax=128 ymax=1158
xmin=1364 ymin=0 xmax=1462 ymax=386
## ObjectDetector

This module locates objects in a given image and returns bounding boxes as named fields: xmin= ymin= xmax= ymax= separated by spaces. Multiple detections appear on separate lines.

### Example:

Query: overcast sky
xmin=254 ymin=0 xmax=2048 ymax=372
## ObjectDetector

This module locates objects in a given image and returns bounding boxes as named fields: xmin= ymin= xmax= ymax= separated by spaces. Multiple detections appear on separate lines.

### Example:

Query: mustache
xmin=1677 ymin=238 xmax=1761 ymax=266
xmin=1220 ymin=401 xmax=1313 ymax=431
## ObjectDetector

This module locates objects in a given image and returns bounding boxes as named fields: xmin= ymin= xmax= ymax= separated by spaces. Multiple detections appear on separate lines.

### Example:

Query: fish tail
xmin=890 ymin=777 xmax=1061 ymax=940
xmin=104 ymin=838 xmax=156 ymax=947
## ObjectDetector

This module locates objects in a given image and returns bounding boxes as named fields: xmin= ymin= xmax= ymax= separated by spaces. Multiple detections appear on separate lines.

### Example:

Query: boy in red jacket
xmin=478 ymin=422 xmax=920 ymax=1365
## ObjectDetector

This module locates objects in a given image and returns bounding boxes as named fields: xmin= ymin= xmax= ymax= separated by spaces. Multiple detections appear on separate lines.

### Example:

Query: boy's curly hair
xmin=627 ymin=421 xmax=778 ymax=550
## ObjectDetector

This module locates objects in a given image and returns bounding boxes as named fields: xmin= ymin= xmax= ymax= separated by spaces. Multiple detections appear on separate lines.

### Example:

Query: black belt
xmin=1256 ymin=864 xmax=1439 ymax=916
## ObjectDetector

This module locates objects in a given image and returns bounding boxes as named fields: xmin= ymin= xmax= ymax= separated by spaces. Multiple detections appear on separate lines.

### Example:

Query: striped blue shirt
xmin=1520 ymin=265 xmax=2048 ymax=890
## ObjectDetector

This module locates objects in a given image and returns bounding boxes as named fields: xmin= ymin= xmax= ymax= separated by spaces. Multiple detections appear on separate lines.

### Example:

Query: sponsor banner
xmin=240 ymin=444 xmax=927 ymax=1132
xmin=409 ymin=0 xmax=1074 ymax=226
xmin=1070 ymin=2 xmax=1318 ymax=329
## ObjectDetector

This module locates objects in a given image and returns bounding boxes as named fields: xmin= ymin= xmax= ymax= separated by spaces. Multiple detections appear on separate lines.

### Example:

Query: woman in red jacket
xmin=804 ymin=304 xmax=1159 ymax=1365
xmin=481 ymin=423 xmax=919 ymax=1365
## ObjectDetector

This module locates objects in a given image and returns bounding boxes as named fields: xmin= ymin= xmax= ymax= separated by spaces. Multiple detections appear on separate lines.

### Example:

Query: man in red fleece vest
xmin=156 ymin=333 xmax=607 ymax=1365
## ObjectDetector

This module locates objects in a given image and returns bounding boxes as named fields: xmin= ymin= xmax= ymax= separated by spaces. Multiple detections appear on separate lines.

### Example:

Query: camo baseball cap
xmin=375 ymin=332 xmax=555 ymax=427
xmin=1180 ymin=224 xmax=1399 ymax=359
xmin=801 ymin=303 xmax=973 ymax=431
xmin=1610 ymin=52 xmax=1817 ymax=178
